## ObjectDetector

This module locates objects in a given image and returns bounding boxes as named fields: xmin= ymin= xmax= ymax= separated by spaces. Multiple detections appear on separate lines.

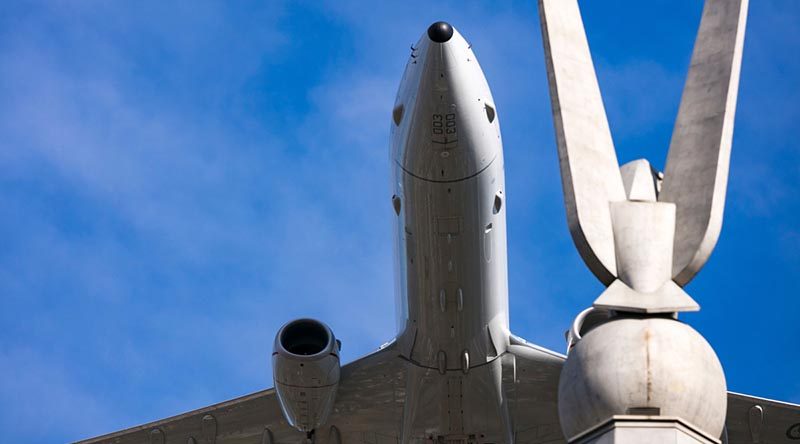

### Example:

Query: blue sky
xmin=0 ymin=1 xmax=798 ymax=442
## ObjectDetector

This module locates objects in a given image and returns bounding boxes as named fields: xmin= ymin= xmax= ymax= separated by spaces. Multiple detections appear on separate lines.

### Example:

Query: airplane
xmin=77 ymin=17 xmax=799 ymax=444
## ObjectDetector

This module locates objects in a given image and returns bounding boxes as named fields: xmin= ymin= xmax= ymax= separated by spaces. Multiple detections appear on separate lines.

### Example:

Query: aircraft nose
xmin=427 ymin=21 xmax=454 ymax=43
xmin=391 ymin=22 xmax=501 ymax=182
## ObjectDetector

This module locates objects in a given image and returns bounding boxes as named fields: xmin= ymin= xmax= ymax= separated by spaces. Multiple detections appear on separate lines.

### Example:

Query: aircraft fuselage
xmin=391 ymin=22 xmax=509 ymax=374
xmin=389 ymin=22 xmax=513 ymax=441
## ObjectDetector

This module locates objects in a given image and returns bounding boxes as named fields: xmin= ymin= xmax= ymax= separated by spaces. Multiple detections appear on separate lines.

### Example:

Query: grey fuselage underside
xmin=389 ymin=25 xmax=514 ymax=441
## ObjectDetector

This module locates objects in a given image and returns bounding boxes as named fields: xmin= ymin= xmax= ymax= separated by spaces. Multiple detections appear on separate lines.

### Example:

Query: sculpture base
xmin=570 ymin=416 xmax=720 ymax=444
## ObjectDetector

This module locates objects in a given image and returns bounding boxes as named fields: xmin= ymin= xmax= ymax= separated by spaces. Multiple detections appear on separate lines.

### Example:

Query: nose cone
xmin=391 ymin=24 xmax=502 ymax=182
xmin=427 ymin=21 xmax=453 ymax=43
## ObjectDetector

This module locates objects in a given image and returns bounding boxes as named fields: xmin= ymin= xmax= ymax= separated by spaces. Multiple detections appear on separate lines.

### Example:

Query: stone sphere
xmin=558 ymin=317 xmax=727 ymax=440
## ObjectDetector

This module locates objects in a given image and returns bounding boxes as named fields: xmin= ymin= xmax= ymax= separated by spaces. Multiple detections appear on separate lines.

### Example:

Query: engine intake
xmin=280 ymin=319 xmax=330 ymax=356
xmin=272 ymin=319 xmax=340 ymax=432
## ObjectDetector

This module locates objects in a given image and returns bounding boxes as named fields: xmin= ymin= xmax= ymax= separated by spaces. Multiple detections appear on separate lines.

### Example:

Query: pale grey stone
xmin=660 ymin=0 xmax=750 ymax=286
xmin=609 ymin=201 xmax=675 ymax=293
xmin=619 ymin=159 xmax=660 ymax=202
xmin=558 ymin=318 xmax=727 ymax=441
xmin=538 ymin=0 xmax=626 ymax=285
xmin=576 ymin=417 xmax=721 ymax=444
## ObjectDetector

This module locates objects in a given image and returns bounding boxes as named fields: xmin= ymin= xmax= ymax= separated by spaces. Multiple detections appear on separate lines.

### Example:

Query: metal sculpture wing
xmin=660 ymin=0 xmax=750 ymax=286
xmin=538 ymin=0 xmax=749 ymax=315
xmin=538 ymin=0 xmax=626 ymax=286
xmin=538 ymin=0 xmax=749 ymax=290
xmin=538 ymin=0 xmax=800 ymax=440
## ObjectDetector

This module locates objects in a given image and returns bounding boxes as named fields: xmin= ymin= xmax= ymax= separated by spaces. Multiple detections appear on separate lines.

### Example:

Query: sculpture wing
xmin=74 ymin=346 xmax=405 ymax=444
xmin=725 ymin=392 xmax=800 ymax=443
xmin=659 ymin=0 xmax=749 ymax=286
xmin=537 ymin=0 xmax=627 ymax=286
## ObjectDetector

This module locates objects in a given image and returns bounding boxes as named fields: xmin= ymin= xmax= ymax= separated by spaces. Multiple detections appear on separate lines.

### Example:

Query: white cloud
xmin=0 ymin=347 xmax=122 ymax=441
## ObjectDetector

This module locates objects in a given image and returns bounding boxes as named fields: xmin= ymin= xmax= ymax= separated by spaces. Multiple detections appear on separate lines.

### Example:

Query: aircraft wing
xmin=74 ymin=387 xmax=299 ymax=444
xmin=74 ymin=345 xmax=405 ymax=444
xmin=725 ymin=392 xmax=800 ymax=443
xmin=490 ymin=340 xmax=800 ymax=444
xmin=75 ymin=338 xmax=571 ymax=444
xmin=75 ymin=336 xmax=800 ymax=444
xmin=505 ymin=338 xmax=566 ymax=444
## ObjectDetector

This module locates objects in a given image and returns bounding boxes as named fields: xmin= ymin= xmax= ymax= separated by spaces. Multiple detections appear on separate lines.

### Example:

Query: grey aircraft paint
xmin=391 ymin=21 xmax=509 ymax=372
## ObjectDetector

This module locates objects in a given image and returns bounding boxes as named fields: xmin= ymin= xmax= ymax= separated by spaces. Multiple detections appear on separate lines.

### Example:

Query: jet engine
xmin=272 ymin=318 xmax=340 ymax=432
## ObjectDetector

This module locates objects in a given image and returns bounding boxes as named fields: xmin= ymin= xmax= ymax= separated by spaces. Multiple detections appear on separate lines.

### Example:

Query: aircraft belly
xmin=393 ymin=157 xmax=508 ymax=372
xmin=395 ymin=357 xmax=511 ymax=444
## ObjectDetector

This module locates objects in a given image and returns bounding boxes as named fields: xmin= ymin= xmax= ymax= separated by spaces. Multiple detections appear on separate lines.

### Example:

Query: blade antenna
xmin=538 ymin=0 xmax=627 ymax=285
xmin=660 ymin=0 xmax=749 ymax=286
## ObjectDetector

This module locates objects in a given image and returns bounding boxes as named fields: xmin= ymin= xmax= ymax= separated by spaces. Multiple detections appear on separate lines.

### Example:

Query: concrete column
xmin=573 ymin=417 xmax=720 ymax=444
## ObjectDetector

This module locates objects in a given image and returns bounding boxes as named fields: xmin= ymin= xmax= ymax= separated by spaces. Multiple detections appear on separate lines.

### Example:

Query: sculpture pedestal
xmin=571 ymin=416 xmax=720 ymax=444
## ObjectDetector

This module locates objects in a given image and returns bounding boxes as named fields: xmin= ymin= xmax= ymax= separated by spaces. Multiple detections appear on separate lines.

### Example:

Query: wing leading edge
xmin=74 ymin=388 xmax=298 ymax=444
xmin=724 ymin=392 xmax=800 ymax=443
xmin=75 ymin=339 xmax=568 ymax=444
xmin=74 ymin=345 xmax=405 ymax=444
xmin=75 ymin=338 xmax=799 ymax=444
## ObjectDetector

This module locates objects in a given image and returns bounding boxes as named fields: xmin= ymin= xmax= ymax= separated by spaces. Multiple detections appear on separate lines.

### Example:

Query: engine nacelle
xmin=272 ymin=318 xmax=340 ymax=432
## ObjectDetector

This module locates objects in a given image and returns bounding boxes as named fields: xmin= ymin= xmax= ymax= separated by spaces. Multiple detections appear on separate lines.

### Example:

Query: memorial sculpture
xmin=537 ymin=0 xmax=797 ymax=442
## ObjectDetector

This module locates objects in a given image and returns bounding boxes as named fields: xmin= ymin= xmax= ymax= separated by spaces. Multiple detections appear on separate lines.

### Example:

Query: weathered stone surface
xmin=538 ymin=0 xmax=626 ymax=285
xmin=660 ymin=0 xmax=750 ymax=286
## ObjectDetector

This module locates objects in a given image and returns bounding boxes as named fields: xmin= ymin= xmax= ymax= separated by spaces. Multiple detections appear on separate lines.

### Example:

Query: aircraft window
xmin=493 ymin=192 xmax=503 ymax=214
xmin=392 ymin=195 xmax=401 ymax=215
xmin=485 ymin=103 xmax=496 ymax=123
xmin=393 ymin=104 xmax=404 ymax=126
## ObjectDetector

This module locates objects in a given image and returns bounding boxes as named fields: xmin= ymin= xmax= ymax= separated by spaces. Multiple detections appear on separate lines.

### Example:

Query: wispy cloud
xmin=0 ymin=2 xmax=409 ymax=438
xmin=0 ymin=347 xmax=122 ymax=441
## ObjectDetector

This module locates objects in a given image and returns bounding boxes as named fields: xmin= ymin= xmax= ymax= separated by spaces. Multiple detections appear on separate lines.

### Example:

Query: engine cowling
xmin=272 ymin=318 xmax=340 ymax=432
